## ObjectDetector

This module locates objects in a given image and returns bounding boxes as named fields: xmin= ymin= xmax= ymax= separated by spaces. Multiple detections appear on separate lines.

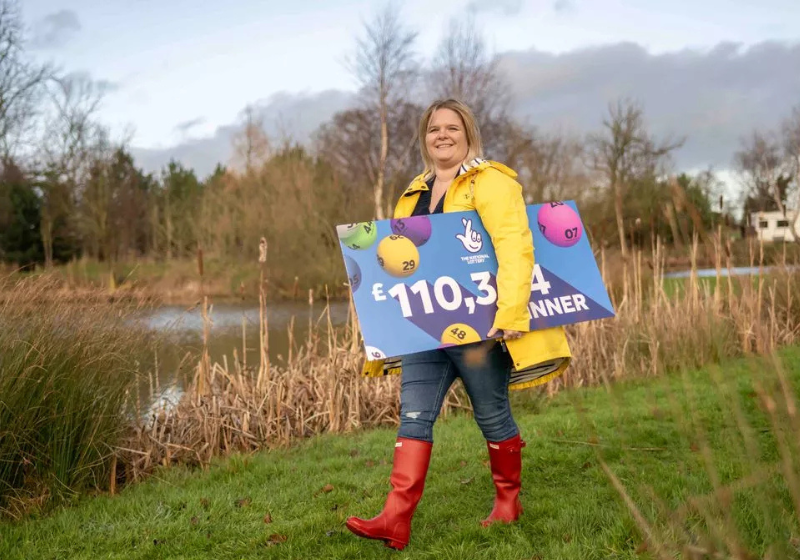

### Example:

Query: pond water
xmin=132 ymin=264 xmax=799 ymax=414
xmin=662 ymin=265 xmax=799 ymax=278
xmin=131 ymin=301 xmax=351 ymax=413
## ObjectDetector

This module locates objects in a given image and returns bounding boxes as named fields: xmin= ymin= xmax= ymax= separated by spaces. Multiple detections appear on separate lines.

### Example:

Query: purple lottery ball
xmin=390 ymin=216 xmax=432 ymax=247
xmin=344 ymin=255 xmax=362 ymax=293
xmin=537 ymin=202 xmax=583 ymax=248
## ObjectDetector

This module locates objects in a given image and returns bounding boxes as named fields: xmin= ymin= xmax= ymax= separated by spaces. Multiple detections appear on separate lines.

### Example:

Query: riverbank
xmin=0 ymin=255 xmax=350 ymax=306
xmin=2 ymin=346 xmax=798 ymax=559
xmin=4 ymin=239 xmax=799 ymax=305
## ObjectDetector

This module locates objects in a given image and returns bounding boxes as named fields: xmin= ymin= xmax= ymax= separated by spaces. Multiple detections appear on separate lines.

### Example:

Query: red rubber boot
xmin=481 ymin=434 xmax=525 ymax=527
xmin=346 ymin=437 xmax=432 ymax=550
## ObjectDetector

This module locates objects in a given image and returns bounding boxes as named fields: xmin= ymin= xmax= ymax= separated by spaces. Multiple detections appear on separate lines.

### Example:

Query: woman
xmin=346 ymin=99 xmax=572 ymax=550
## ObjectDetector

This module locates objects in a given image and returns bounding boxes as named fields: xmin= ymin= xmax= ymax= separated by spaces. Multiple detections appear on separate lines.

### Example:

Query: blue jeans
xmin=398 ymin=340 xmax=519 ymax=443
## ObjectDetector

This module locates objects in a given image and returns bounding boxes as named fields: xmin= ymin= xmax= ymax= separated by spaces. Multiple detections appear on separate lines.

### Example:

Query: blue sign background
xmin=338 ymin=201 xmax=614 ymax=360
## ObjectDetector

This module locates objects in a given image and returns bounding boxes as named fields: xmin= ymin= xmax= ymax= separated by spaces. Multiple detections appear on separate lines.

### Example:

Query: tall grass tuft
xmin=0 ymin=276 xmax=154 ymax=518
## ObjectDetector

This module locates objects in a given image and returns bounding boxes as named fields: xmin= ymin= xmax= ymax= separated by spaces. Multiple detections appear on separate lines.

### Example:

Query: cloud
xmin=553 ymin=0 xmax=574 ymax=13
xmin=466 ymin=0 xmax=523 ymax=16
xmin=31 ymin=10 xmax=81 ymax=49
xmin=132 ymin=41 xmax=800 ymax=179
xmin=498 ymin=40 xmax=800 ymax=170
xmin=95 ymin=79 xmax=120 ymax=94
xmin=132 ymin=131 xmax=236 ymax=179
xmin=174 ymin=117 xmax=206 ymax=134
xmin=132 ymin=89 xmax=356 ymax=178
xmin=61 ymin=70 xmax=120 ymax=95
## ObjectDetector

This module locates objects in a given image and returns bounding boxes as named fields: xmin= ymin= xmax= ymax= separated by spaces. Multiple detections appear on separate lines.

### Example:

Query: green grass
xmin=2 ymin=347 xmax=799 ymax=559
xmin=661 ymin=275 xmax=720 ymax=299
xmin=660 ymin=274 xmax=758 ymax=299
xmin=660 ymin=266 xmax=799 ymax=300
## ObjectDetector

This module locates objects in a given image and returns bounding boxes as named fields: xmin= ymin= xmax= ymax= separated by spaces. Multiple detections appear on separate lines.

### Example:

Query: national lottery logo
xmin=455 ymin=218 xmax=483 ymax=253
xmin=456 ymin=217 xmax=490 ymax=265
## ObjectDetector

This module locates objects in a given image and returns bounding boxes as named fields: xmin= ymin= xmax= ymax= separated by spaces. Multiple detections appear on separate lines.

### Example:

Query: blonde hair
xmin=419 ymin=99 xmax=483 ymax=174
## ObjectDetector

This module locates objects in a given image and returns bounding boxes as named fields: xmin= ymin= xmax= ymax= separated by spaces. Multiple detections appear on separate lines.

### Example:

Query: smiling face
xmin=425 ymin=108 xmax=470 ymax=169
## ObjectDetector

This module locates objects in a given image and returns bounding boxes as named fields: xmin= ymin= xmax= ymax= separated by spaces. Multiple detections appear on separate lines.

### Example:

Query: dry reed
xmin=118 ymin=235 xmax=799 ymax=484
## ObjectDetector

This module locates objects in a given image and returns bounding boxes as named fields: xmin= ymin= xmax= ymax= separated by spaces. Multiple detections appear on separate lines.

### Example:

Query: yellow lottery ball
xmin=440 ymin=323 xmax=481 ymax=346
xmin=376 ymin=235 xmax=420 ymax=278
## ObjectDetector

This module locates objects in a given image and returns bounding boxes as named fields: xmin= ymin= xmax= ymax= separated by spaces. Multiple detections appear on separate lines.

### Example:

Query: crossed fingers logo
xmin=455 ymin=218 xmax=482 ymax=253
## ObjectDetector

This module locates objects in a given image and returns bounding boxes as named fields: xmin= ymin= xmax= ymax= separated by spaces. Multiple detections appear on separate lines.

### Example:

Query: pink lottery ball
xmin=390 ymin=216 xmax=432 ymax=247
xmin=536 ymin=202 xmax=583 ymax=248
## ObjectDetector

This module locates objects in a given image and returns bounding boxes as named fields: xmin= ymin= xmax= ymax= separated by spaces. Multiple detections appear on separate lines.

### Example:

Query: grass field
xmin=2 ymin=346 xmax=799 ymax=560
xmin=661 ymin=273 xmax=760 ymax=300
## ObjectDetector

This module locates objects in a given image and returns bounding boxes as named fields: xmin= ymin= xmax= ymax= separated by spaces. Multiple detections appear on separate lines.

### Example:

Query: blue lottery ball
xmin=345 ymin=255 xmax=362 ymax=293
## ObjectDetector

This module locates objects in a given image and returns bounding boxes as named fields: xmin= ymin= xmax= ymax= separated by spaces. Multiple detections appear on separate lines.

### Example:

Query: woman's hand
xmin=487 ymin=327 xmax=523 ymax=341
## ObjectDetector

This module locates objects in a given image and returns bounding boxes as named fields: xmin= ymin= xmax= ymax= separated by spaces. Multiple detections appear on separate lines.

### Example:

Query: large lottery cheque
xmin=337 ymin=201 xmax=614 ymax=361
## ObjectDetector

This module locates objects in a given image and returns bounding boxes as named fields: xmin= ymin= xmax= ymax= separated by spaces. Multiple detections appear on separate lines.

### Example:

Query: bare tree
xmin=514 ymin=129 xmax=590 ymax=204
xmin=43 ymin=74 xmax=105 ymax=176
xmin=781 ymin=106 xmax=800 ymax=240
xmin=735 ymin=130 xmax=791 ymax=216
xmin=589 ymin=99 xmax=683 ymax=259
xmin=315 ymin=100 xmax=420 ymax=219
xmin=39 ymin=73 xmax=106 ymax=266
xmin=79 ymin=140 xmax=112 ymax=259
xmin=428 ymin=14 xmax=511 ymax=159
xmin=348 ymin=3 xmax=417 ymax=219
xmin=784 ymin=106 xmax=800 ymax=161
xmin=231 ymin=105 xmax=270 ymax=173
xmin=316 ymin=108 xmax=376 ymax=206
xmin=0 ymin=0 xmax=50 ymax=157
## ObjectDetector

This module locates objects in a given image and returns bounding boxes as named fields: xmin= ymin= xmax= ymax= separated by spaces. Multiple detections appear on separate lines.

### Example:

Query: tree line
xmin=1 ymin=2 xmax=798 ymax=286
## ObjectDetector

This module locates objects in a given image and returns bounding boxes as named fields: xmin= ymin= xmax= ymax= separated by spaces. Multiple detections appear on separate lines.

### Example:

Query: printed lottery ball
xmin=339 ymin=221 xmax=377 ymax=250
xmin=537 ymin=202 xmax=583 ymax=248
xmin=376 ymin=235 xmax=420 ymax=278
xmin=440 ymin=323 xmax=481 ymax=346
xmin=336 ymin=223 xmax=360 ymax=239
xmin=344 ymin=255 xmax=361 ymax=293
xmin=390 ymin=216 xmax=432 ymax=247
xmin=364 ymin=345 xmax=386 ymax=360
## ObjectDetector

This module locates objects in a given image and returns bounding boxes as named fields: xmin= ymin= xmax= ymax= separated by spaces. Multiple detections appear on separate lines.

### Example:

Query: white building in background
xmin=751 ymin=210 xmax=798 ymax=242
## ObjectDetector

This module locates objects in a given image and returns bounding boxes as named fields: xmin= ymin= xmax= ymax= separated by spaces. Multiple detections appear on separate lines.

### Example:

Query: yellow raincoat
xmin=361 ymin=159 xmax=571 ymax=390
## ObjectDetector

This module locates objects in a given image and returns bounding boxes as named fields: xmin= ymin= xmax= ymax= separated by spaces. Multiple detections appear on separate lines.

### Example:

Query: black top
xmin=411 ymin=176 xmax=445 ymax=216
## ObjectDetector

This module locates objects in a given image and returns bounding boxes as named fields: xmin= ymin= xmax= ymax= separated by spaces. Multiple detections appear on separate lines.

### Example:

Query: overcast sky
xmin=23 ymin=0 xmax=800 ymax=180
